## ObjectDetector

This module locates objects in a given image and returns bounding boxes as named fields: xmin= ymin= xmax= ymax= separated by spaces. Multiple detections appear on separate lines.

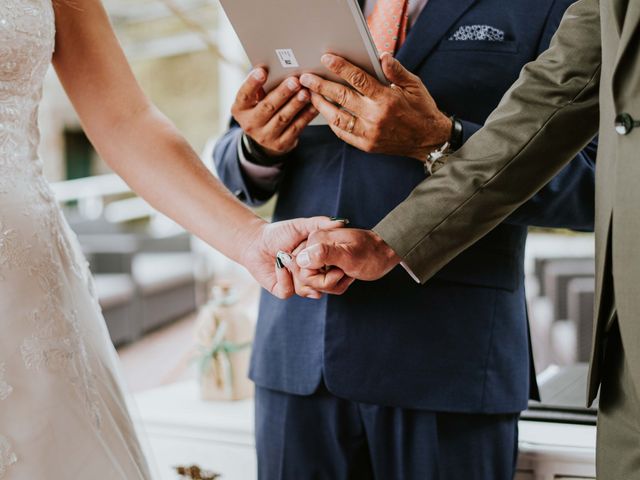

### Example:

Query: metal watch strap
xmin=425 ymin=142 xmax=449 ymax=176
xmin=424 ymin=116 xmax=464 ymax=176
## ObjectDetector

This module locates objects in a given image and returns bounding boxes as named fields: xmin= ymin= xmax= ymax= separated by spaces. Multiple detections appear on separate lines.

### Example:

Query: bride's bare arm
xmin=51 ymin=0 xmax=339 ymax=298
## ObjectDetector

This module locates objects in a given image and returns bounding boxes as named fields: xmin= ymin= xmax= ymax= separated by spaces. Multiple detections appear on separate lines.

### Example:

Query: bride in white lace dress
xmin=0 ymin=0 xmax=342 ymax=477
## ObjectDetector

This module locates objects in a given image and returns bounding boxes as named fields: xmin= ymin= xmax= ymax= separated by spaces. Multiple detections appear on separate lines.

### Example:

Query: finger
xmin=266 ymin=89 xmax=313 ymax=138
xmin=302 ymin=268 xmax=351 ymax=295
xmin=277 ymin=103 xmax=319 ymax=147
xmin=380 ymin=53 xmax=418 ymax=89
xmin=315 ymin=271 xmax=355 ymax=295
xmin=254 ymin=77 xmax=302 ymax=125
xmin=286 ymin=216 xmax=349 ymax=241
xmin=292 ymin=241 xmax=307 ymax=256
xmin=234 ymin=68 xmax=268 ymax=112
xmin=310 ymin=93 xmax=367 ymax=138
xmin=315 ymin=267 xmax=349 ymax=291
xmin=299 ymin=73 xmax=363 ymax=114
xmin=333 ymin=274 xmax=356 ymax=295
xmin=296 ymin=242 xmax=350 ymax=270
xmin=272 ymin=262 xmax=294 ymax=299
xmin=321 ymin=54 xmax=382 ymax=98
xmin=281 ymin=251 xmax=323 ymax=299
xmin=311 ymin=93 xmax=369 ymax=150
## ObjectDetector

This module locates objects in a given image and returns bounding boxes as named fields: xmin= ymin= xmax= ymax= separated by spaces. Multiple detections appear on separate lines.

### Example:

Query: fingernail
xmin=297 ymin=90 xmax=309 ymax=101
xmin=330 ymin=217 xmax=350 ymax=224
xmin=286 ymin=78 xmax=299 ymax=91
xmin=321 ymin=54 xmax=335 ymax=67
xmin=299 ymin=74 xmax=313 ymax=88
xmin=309 ymin=106 xmax=318 ymax=115
xmin=252 ymin=68 xmax=266 ymax=81
xmin=297 ymin=251 xmax=311 ymax=268
xmin=277 ymin=251 xmax=293 ymax=268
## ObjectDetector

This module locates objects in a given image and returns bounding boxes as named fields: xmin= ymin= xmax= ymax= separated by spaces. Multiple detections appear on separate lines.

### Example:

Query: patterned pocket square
xmin=449 ymin=25 xmax=505 ymax=42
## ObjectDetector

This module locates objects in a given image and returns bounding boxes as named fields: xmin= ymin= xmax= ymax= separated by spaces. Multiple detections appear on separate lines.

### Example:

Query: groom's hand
xmin=241 ymin=217 xmax=348 ymax=299
xmin=284 ymin=241 xmax=355 ymax=298
xmin=292 ymin=229 xmax=401 ymax=293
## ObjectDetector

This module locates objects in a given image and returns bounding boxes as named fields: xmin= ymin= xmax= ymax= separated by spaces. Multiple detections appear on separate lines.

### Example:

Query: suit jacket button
xmin=615 ymin=113 xmax=639 ymax=136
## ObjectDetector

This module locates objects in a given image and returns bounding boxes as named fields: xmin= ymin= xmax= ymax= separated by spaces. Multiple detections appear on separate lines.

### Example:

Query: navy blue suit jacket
xmin=214 ymin=0 xmax=597 ymax=414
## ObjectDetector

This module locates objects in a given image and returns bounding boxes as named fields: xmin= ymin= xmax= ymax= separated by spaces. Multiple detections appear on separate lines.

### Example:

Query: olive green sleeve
xmin=374 ymin=0 xmax=602 ymax=283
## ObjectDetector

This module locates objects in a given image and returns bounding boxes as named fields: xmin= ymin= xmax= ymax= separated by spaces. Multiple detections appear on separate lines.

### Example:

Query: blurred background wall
xmin=40 ymin=0 xmax=245 ymax=183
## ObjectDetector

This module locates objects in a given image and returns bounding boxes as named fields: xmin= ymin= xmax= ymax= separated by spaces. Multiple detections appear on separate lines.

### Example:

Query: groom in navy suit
xmin=214 ymin=0 xmax=597 ymax=478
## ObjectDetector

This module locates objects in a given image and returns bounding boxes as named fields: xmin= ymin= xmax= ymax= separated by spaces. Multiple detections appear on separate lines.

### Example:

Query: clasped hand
xmin=275 ymin=228 xmax=402 ymax=299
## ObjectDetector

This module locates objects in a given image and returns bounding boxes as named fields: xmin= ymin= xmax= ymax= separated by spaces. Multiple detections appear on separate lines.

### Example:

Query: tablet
xmin=219 ymin=0 xmax=387 ymax=123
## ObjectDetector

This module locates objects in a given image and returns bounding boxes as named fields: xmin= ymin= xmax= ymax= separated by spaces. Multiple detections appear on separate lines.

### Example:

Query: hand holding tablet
xmin=219 ymin=0 xmax=387 ymax=125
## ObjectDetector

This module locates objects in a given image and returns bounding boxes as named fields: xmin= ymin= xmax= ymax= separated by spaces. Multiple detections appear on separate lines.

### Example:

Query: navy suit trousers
xmin=255 ymin=385 xmax=519 ymax=480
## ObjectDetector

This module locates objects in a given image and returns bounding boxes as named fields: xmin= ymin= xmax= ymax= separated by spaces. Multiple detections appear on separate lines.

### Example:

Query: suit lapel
xmin=610 ymin=0 xmax=629 ymax=36
xmin=612 ymin=0 xmax=640 ymax=87
xmin=395 ymin=0 xmax=478 ymax=72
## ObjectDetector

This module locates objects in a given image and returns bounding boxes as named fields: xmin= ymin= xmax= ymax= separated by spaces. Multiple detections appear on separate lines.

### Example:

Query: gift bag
xmin=195 ymin=284 xmax=254 ymax=401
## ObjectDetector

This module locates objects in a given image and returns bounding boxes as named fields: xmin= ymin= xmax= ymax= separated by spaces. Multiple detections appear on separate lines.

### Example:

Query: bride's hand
xmin=241 ymin=217 xmax=347 ymax=299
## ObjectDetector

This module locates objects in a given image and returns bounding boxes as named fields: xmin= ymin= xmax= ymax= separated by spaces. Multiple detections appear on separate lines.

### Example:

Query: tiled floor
xmin=117 ymin=279 xmax=261 ymax=393
xmin=118 ymin=314 xmax=199 ymax=393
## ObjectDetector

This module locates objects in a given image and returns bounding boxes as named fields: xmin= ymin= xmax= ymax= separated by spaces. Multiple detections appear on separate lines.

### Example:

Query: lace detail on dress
xmin=0 ymin=0 xmax=55 ymax=202
xmin=0 ymin=0 xmax=103 ymax=430
xmin=0 ymin=217 xmax=34 ymax=279
xmin=0 ymin=364 xmax=12 ymax=401
xmin=0 ymin=436 xmax=17 ymax=479
xmin=21 ymin=247 xmax=103 ymax=429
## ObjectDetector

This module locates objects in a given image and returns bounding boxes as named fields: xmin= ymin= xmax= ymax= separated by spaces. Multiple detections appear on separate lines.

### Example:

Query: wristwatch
xmin=448 ymin=115 xmax=464 ymax=151
xmin=424 ymin=115 xmax=464 ymax=176
xmin=241 ymin=133 xmax=286 ymax=167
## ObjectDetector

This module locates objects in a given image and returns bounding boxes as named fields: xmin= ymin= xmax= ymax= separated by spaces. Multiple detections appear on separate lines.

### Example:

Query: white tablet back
xmin=219 ymin=0 xmax=386 ymax=93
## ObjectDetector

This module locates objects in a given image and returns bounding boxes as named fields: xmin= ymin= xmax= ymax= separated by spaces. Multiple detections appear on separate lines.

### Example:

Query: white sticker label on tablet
xmin=275 ymin=49 xmax=299 ymax=68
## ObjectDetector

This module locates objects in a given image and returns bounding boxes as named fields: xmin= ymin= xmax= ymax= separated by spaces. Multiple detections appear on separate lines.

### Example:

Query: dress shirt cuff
xmin=237 ymin=138 xmax=284 ymax=192
xmin=373 ymin=223 xmax=423 ymax=284
xmin=401 ymin=262 xmax=421 ymax=283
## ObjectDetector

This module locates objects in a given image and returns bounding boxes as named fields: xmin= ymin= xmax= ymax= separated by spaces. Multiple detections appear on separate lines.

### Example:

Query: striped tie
xmin=367 ymin=0 xmax=410 ymax=56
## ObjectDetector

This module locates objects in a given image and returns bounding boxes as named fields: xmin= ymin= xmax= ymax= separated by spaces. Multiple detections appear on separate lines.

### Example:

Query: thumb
xmin=272 ymin=263 xmax=295 ymax=299
xmin=381 ymin=53 xmax=416 ymax=88
xmin=296 ymin=242 xmax=347 ymax=270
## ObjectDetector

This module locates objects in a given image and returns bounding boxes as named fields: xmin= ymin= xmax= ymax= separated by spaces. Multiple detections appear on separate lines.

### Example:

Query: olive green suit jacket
xmin=374 ymin=0 xmax=639 ymax=405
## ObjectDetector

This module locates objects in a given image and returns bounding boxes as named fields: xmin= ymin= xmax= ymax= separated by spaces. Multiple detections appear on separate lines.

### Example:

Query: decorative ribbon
xmin=197 ymin=320 xmax=251 ymax=397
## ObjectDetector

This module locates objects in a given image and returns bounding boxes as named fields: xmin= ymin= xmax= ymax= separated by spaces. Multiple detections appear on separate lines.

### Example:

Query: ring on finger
xmin=346 ymin=114 xmax=356 ymax=134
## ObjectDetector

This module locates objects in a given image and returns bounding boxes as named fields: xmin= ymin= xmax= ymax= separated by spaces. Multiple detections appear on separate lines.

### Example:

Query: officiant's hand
xmin=232 ymin=68 xmax=319 ymax=157
xmin=300 ymin=53 xmax=451 ymax=161
xmin=241 ymin=217 xmax=347 ymax=299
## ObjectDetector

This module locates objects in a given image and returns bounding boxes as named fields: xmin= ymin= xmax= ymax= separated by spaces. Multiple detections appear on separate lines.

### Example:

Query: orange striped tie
xmin=367 ymin=0 xmax=410 ymax=56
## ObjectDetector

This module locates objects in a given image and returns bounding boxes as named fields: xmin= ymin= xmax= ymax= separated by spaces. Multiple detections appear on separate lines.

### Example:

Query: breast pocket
xmin=438 ymin=39 xmax=519 ymax=54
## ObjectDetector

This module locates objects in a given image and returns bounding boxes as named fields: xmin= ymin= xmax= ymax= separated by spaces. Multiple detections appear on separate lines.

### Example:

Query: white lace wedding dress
xmin=0 ymin=1 xmax=152 ymax=478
